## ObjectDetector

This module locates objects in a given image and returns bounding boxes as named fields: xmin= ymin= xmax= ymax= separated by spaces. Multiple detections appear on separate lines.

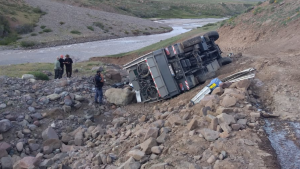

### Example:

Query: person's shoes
xmin=94 ymin=100 xmax=99 ymax=104
xmin=99 ymin=102 xmax=103 ymax=105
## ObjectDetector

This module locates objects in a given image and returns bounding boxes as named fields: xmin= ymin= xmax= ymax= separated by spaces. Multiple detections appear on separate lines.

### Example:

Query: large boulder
xmin=200 ymin=128 xmax=220 ymax=141
xmin=105 ymin=69 xmax=122 ymax=83
xmin=118 ymin=157 xmax=140 ymax=169
xmin=105 ymin=88 xmax=135 ymax=106
xmin=1 ymin=156 xmax=13 ymax=169
xmin=46 ymin=94 xmax=60 ymax=101
xmin=127 ymin=150 xmax=145 ymax=161
xmin=220 ymin=94 xmax=237 ymax=107
xmin=42 ymin=127 xmax=59 ymax=140
xmin=22 ymin=74 xmax=35 ymax=80
xmin=140 ymin=137 xmax=157 ymax=154
xmin=0 ymin=119 xmax=12 ymax=133
xmin=13 ymin=157 xmax=41 ymax=169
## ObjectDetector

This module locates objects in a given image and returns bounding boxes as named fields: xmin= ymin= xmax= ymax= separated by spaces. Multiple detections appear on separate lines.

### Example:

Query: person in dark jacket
xmin=54 ymin=57 xmax=62 ymax=79
xmin=64 ymin=54 xmax=73 ymax=78
xmin=94 ymin=69 xmax=104 ymax=104
xmin=59 ymin=55 xmax=65 ymax=78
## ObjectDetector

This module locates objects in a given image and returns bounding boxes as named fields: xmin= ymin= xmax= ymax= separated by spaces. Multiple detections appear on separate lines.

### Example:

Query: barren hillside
xmin=217 ymin=0 xmax=300 ymax=120
xmin=19 ymin=0 xmax=170 ymax=47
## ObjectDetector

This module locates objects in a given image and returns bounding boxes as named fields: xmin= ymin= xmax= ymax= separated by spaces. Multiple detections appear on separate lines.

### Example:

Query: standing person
xmin=59 ymin=55 xmax=65 ymax=78
xmin=64 ymin=54 xmax=73 ymax=78
xmin=54 ymin=57 xmax=62 ymax=79
xmin=94 ymin=69 xmax=104 ymax=104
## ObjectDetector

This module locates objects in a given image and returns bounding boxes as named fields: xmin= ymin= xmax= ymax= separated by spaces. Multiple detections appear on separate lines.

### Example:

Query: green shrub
xmin=143 ymin=32 xmax=151 ymax=35
xmin=253 ymin=7 xmax=263 ymax=15
xmin=43 ymin=28 xmax=52 ymax=33
xmin=93 ymin=22 xmax=104 ymax=29
xmin=20 ymin=41 xmax=35 ymax=47
xmin=59 ymin=22 xmax=65 ymax=25
xmin=31 ymin=33 xmax=37 ymax=36
xmin=0 ymin=34 xmax=19 ymax=45
xmin=257 ymin=1 xmax=263 ymax=6
xmin=0 ymin=15 xmax=11 ymax=38
xmin=269 ymin=0 xmax=275 ymax=4
xmin=40 ymin=25 xmax=46 ymax=29
xmin=15 ymin=24 xmax=34 ymax=34
xmin=131 ymin=30 xmax=140 ymax=35
xmin=39 ymin=31 xmax=43 ymax=34
xmin=27 ymin=71 xmax=49 ymax=80
xmin=33 ymin=7 xmax=43 ymax=13
xmin=124 ymin=31 xmax=129 ymax=34
xmin=87 ymin=26 xmax=94 ymax=31
xmin=245 ymin=7 xmax=254 ymax=13
xmin=220 ymin=20 xmax=226 ymax=27
xmin=70 ymin=30 xmax=81 ymax=35
xmin=33 ymin=7 xmax=46 ymax=15
xmin=203 ymin=23 xmax=217 ymax=27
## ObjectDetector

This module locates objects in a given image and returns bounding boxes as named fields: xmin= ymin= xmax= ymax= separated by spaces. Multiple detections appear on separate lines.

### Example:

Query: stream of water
xmin=0 ymin=18 xmax=226 ymax=65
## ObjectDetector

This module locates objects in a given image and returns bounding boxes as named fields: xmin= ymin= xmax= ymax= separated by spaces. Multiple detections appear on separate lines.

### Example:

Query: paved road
xmin=0 ymin=18 xmax=226 ymax=65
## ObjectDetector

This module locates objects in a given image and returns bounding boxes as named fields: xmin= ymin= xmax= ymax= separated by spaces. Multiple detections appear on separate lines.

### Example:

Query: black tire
xmin=204 ymin=31 xmax=219 ymax=41
xmin=196 ymin=75 xmax=207 ymax=84
xmin=218 ymin=57 xmax=232 ymax=66
xmin=181 ymin=36 xmax=202 ymax=48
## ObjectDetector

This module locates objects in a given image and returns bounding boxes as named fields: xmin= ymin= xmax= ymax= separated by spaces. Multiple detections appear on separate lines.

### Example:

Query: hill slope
xmin=19 ymin=0 xmax=170 ymax=47
xmin=216 ymin=0 xmax=300 ymax=120
xmin=0 ymin=0 xmax=43 ymax=45
xmin=53 ymin=0 xmax=257 ymax=18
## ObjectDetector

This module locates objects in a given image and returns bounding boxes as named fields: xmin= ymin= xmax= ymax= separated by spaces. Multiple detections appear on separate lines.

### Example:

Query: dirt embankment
xmin=20 ymin=0 xmax=171 ymax=48
xmin=216 ymin=0 xmax=300 ymax=121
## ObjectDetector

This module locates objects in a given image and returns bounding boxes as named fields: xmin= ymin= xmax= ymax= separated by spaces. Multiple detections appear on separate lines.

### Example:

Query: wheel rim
xmin=137 ymin=63 xmax=150 ymax=78
xmin=147 ymin=86 xmax=158 ymax=99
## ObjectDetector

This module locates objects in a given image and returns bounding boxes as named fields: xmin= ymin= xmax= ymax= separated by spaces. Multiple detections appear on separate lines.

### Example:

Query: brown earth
xmin=95 ymin=0 xmax=300 ymax=121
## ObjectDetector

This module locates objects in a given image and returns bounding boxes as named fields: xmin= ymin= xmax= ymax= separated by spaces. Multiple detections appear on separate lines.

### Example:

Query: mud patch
xmin=264 ymin=119 xmax=300 ymax=169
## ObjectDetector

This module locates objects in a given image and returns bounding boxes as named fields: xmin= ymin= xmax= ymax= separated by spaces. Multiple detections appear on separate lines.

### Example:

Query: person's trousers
xmin=54 ymin=69 xmax=61 ymax=79
xmin=95 ymin=88 xmax=103 ymax=103
xmin=60 ymin=67 xmax=64 ymax=78
xmin=66 ymin=67 xmax=72 ymax=78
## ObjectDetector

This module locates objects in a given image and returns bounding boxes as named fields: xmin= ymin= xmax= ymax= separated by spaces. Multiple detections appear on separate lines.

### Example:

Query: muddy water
xmin=264 ymin=119 xmax=300 ymax=169
xmin=0 ymin=18 xmax=226 ymax=65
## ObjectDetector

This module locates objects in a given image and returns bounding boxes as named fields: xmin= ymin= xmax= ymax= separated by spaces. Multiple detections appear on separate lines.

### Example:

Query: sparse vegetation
xmin=269 ymin=0 xmax=275 ymax=4
xmin=31 ymin=33 xmax=37 ymax=36
xmin=43 ymin=28 xmax=52 ymax=33
xmin=27 ymin=71 xmax=49 ymax=80
xmin=40 ymin=25 xmax=46 ymax=29
xmin=15 ymin=24 xmax=34 ymax=34
xmin=70 ymin=30 xmax=81 ymax=35
xmin=0 ymin=34 xmax=19 ymax=45
xmin=43 ymin=29 xmax=52 ymax=33
xmin=0 ymin=1 xmax=43 ymax=45
xmin=257 ymin=1 xmax=263 ymax=6
xmin=20 ymin=41 xmax=35 ymax=47
xmin=59 ymin=22 xmax=65 ymax=25
xmin=124 ymin=31 xmax=129 ymax=34
xmin=93 ymin=22 xmax=105 ymax=29
xmin=131 ymin=30 xmax=140 ymax=35
xmin=253 ymin=7 xmax=263 ymax=15
xmin=203 ymin=23 xmax=217 ymax=27
xmin=87 ymin=26 xmax=94 ymax=31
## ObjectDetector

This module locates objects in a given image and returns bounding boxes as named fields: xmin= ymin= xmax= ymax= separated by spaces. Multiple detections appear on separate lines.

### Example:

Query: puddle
xmin=264 ymin=119 xmax=300 ymax=169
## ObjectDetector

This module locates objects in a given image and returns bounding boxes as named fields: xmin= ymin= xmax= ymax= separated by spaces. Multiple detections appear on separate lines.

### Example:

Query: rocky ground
xmin=0 ymin=56 xmax=280 ymax=168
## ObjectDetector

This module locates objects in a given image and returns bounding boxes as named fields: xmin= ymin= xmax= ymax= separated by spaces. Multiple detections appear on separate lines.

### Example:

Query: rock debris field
xmin=0 ymin=61 xmax=278 ymax=169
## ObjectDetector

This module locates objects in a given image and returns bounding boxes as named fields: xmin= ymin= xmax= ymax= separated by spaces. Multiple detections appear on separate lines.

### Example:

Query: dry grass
xmin=0 ymin=61 xmax=105 ymax=78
